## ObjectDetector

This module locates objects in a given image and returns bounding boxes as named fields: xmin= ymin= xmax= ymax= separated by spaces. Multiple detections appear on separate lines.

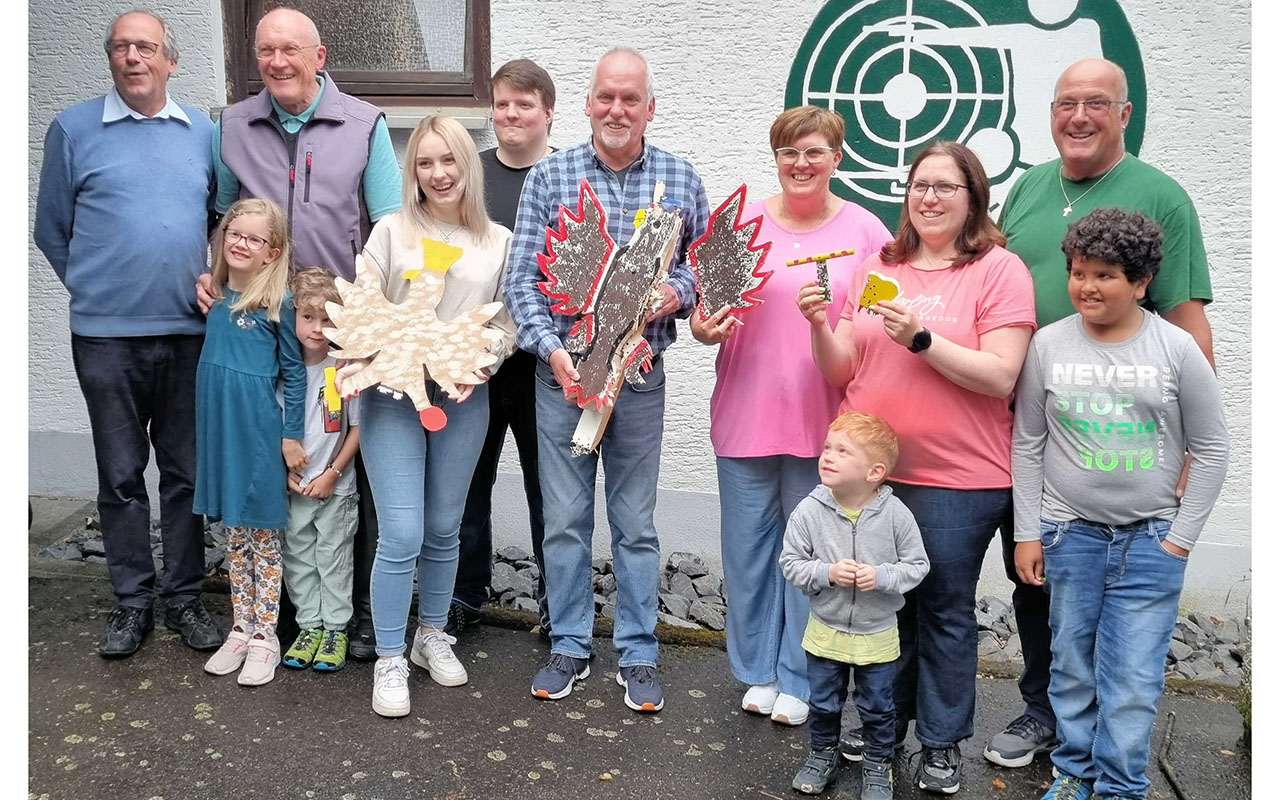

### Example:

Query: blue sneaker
xmin=1039 ymin=774 xmax=1093 ymax=800
xmin=616 ymin=665 xmax=664 ymax=712
xmin=531 ymin=653 xmax=590 ymax=700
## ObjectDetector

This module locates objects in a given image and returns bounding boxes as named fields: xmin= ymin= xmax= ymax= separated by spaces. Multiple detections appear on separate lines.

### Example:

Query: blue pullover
xmin=35 ymin=94 xmax=214 ymax=337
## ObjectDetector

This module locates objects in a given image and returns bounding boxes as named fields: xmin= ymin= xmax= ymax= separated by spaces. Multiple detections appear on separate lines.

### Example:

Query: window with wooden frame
xmin=222 ymin=0 xmax=491 ymax=106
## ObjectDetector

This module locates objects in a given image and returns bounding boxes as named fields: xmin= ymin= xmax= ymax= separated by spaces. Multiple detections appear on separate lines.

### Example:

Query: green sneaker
xmin=283 ymin=627 xmax=323 ymax=669
xmin=312 ymin=629 xmax=348 ymax=672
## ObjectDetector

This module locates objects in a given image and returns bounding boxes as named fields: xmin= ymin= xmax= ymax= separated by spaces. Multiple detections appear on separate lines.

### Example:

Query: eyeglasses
xmin=256 ymin=44 xmax=320 ymax=60
xmin=906 ymin=180 xmax=967 ymax=198
xmin=225 ymin=230 xmax=270 ymax=251
xmin=774 ymin=145 xmax=838 ymax=164
xmin=106 ymin=39 xmax=162 ymax=58
xmin=1050 ymin=99 xmax=1126 ymax=117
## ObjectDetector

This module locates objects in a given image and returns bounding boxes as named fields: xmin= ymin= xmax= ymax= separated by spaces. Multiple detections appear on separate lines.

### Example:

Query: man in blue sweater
xmin=34 ymin=9 xmax=222 ymax=659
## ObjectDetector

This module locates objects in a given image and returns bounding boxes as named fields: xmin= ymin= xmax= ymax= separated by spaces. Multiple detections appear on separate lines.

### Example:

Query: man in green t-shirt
xmin=986 ymin=57 xmax=1217 ymax=771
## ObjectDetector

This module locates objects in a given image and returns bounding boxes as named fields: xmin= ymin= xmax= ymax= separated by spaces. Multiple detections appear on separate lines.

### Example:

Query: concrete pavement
xmin=28 ymin=497 xmax=1250 ymax=799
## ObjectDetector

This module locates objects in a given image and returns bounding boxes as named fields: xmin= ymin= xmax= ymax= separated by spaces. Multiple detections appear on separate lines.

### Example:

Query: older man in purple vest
xmin=198 ymin=7 xmax=401 ymax=660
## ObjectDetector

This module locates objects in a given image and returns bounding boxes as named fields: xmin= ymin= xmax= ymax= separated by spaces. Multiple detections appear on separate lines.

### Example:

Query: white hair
xmin=255 ymin=7 xmax=322 ymax=47
xmin=589 ymin=47 xmax=654 ymax=100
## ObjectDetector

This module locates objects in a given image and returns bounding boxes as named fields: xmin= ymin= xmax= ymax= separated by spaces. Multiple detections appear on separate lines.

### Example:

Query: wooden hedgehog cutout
xmin=688 ymin=185 xmax=772 ymax=321
xmin=539 ymin=179 xmax=682 ymax=456
xmin=857 ymin=271 xmax=902 ymax=312
xmin=324 ymin=251 xmax=505 ymax=431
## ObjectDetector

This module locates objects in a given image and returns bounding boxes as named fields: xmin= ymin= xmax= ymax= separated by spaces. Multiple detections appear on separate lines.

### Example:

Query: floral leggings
xmin=226 ymin=527 xmax=283 ymax=636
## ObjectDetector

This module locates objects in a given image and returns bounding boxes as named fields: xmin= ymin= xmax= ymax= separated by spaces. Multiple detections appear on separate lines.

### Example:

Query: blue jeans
xmin=717 ymin=455 xmax=815 ymax=700
xmin=71 ymin=334 xmax=206 ymax=610
xmin=360 ymin=385 xmax=489 ymax=657
xmin=890 ymin=482 xmax=1008 ymax=749
xmin=807 ymin=653 xmax=897 ymax=757
xmin=534 ymin=357 xmax=664 ymax=667
xmin=1043 ymin=518 xmax=1186 ymax=799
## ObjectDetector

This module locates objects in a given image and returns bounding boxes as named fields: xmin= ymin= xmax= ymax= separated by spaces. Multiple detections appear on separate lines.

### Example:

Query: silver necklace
xmin=782 ymin=198 xmax=838 ymax=249
xmin=431 ymin=219 xmax=464 ymax=244
xmin=1059 ymin=154 xmax=1124 ymax=217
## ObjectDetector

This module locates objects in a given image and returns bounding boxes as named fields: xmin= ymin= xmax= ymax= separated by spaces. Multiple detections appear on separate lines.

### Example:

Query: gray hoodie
xmin=779 ymin=484 xmax=930 ymax=635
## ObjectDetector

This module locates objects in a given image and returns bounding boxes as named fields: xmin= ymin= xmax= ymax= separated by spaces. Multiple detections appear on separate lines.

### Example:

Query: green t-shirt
xmin=999 ymin=156 xmax=1213 ymax=328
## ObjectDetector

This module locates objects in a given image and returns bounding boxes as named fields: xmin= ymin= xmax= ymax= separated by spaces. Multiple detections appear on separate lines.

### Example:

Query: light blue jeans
xmin=360 ymin=385 xmax=489 ymax=657
xmin=716 ymin=455 xmax=815 ymax=700
xmin=1043 ymin=517 xmax=1186 ymax=799
xmin=534 ymin=357 xmax=665 ymax=668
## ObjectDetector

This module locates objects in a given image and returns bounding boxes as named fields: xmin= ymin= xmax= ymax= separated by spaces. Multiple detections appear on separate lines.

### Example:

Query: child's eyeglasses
xmin=225 ymin=230 xmax=269 ymax=252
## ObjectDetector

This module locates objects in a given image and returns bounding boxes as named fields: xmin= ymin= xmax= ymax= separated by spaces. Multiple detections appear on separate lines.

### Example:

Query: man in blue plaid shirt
xmin=505 ymin=46 xmax=709 ymax=713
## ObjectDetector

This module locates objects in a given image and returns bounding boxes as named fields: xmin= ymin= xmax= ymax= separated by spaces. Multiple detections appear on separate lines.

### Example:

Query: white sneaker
xmin=372 ymin=655 xmax=411 ymax=717
xmin=410 ymin=628 xmax=468 ymax=687
xmin=742 ymin=683 xmax=780 ymax=715
xmin=771 ymin=692 xmax=810 ymax=726
xmin=204 ymin=627 xmax=252 ymax=675
xmin=236 ymin=634 xmax=281 ymax=686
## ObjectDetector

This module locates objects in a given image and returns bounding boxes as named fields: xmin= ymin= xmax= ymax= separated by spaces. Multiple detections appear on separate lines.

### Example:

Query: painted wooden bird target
xmin=538 ymin=179 xmax=683 ymax=455
xmin=688 ymin=184 xmax=773 ymax=320
xmin=324 ymin=251 xmax=505 ymax=431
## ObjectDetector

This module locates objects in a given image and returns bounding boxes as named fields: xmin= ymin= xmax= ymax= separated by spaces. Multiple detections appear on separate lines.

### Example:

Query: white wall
xmin=28 ymin=0 xmax=1251 ymax=613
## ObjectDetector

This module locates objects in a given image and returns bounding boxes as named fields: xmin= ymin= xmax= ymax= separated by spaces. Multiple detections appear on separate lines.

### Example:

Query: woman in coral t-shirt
xmin=798 ymin=141 xmax=1035 ymax=795
xmin=692 ymin=106 xmax=892 ymax=728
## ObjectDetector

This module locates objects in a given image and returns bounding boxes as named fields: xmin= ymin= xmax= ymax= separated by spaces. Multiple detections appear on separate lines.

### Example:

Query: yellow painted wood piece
xmin=786 ymin=248 xmax=858 ymax=267
xmin=323 ymin=366 xmax=341 ymax=412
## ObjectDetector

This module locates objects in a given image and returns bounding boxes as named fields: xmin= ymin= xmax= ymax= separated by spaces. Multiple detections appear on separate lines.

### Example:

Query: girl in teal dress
xmin=195 ymin=198 xmax=307 ymax=687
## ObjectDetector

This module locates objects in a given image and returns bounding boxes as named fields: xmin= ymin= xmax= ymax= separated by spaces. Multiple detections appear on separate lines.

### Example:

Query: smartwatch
xmin=908 ymin=327 xmax=933 ymax=354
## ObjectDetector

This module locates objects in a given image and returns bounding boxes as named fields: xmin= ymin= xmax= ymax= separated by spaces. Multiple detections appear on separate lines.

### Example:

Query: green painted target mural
xmin=786 ymin=0 xmax=1147 ymax=225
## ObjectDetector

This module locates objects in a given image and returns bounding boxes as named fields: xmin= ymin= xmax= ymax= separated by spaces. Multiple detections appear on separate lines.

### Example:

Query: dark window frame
xmin=222 ymin=0 xmax=491 ymax=105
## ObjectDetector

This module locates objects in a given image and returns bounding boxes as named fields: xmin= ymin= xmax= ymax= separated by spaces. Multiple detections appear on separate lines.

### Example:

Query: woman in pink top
xmin=692 ymin=106 xmax=892 ymax=728
xmin=798 ymin=141 xmax=1035 ymax=795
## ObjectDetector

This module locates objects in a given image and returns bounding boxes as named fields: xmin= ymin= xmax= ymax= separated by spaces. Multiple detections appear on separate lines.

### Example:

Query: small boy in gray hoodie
xmin=780 ymin=412 xmax=930 ymax=799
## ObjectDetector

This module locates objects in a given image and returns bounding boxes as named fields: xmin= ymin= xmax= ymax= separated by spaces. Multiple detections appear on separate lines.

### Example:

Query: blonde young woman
xmin=345 ymin=116 xmax=516 ymax=717
xmin=692 ymin=106 xmax=892 ymax=727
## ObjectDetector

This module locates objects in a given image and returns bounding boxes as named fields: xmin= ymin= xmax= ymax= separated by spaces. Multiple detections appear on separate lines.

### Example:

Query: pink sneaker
xmin=237 ymin=634 xmax=281 ymax=686
xmin=204 ymin=627 xmax=252 ymax=675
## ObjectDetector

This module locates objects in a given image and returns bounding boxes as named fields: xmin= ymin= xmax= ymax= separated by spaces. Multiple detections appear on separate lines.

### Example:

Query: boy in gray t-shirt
xmin=1011 ymin=209 xmax=1229 ymax=800
xmin=279 ymin=268 xmax=363 ymax=673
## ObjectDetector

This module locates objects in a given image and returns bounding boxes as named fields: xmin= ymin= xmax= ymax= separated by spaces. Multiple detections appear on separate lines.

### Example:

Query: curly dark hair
xmin=1061 ymin=207 xmax=1164 ymax=283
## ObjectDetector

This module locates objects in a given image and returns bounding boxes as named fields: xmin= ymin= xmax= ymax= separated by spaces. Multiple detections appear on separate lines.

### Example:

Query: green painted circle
xmin=785 ymin=0 xmax=1146 ymax=227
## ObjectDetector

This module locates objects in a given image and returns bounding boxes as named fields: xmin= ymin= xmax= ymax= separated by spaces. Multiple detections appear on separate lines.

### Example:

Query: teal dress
xmin=194 ymin=289 xmax=306 ymax=529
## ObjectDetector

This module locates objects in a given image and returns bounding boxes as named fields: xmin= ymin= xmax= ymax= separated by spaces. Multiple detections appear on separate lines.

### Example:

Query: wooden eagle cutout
xmin=324 ymin=250 xmax=505 ymax=431
xmin=538 ymin=179 xmax=683 ymax=455
xmin=688 ymin=184 xmax=773 ymax=321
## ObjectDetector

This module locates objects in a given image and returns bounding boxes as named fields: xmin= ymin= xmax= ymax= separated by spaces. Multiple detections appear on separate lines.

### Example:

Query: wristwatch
xmin=908 ymin=327 xmax=933 ymax=354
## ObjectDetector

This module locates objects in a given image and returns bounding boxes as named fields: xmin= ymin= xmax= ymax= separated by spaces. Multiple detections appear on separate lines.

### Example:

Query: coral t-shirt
xmin=709 ymin=200 xmax=892 ymax=458
xmin=838 ymin=246 xmax=1036 ymax=488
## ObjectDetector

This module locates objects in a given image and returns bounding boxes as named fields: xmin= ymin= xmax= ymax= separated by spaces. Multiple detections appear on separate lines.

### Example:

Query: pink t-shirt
xmin=838 ymin=246 xmax=1036 ymax=489
xmin=709 ymin=199 xmax=893 ymax=458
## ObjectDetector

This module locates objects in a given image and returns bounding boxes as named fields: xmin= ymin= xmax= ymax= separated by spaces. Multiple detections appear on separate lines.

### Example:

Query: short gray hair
xmin=104 ymin=8 xmax=178 ymax=60
xmin=1111 ymin=62 xmax=1130 ymax=104
xmin=255 ymin=7 xmax=322 ymax=48
xmin=589 ymin=46 xmax=654 ymax=100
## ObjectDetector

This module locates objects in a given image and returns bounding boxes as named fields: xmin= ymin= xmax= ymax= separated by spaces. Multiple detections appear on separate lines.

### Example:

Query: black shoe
xmin=99 ymin=606 xmax=154 ymax=658
xmin=840 ymin=720 xmax=909 ymax=762
xmin=443 ymin=601 xmax=482 ymax=636
xmin=792 ymin=746 xmax=839 ymax=794
xmin=860 ymin=757 xmax=894 ymax=800
xmin=915 ymin=744 xmax=962 ymax=795
xmin=347 ymin=617 xmax=376 ymax=661
xmin=163 ymin=599 xmax=223 ymax=651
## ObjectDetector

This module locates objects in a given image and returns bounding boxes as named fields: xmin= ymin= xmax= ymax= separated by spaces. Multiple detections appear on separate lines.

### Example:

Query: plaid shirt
xmin=505 ymin=137 xmax=710 ymax=362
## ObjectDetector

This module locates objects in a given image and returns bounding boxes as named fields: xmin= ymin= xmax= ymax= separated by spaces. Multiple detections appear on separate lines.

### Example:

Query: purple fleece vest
xmin=219 ymin=73 xmax=382 ymax=281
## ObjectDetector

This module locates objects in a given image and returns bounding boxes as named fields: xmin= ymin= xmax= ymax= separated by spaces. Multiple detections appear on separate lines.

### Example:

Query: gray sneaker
xmin=793 ymin=747 xmax=839 ymax=794
xmin=860 ymin=757 xmax=894 ymax=800
xmin=983 ymin=713 xmax=1056 ymax=768
xmin=839 ymin=720 xmax=909 ymax=762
